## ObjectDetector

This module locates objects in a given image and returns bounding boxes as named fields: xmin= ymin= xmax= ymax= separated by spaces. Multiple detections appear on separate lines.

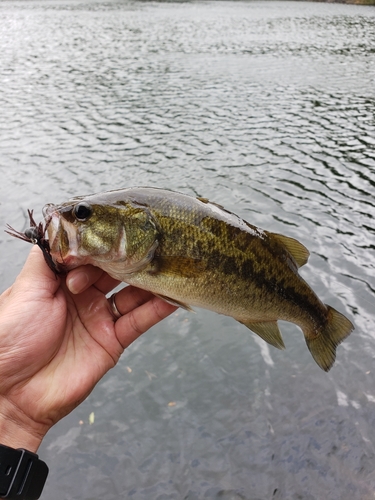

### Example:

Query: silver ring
xmin=108 ymin=292 xmax=122 ymax=320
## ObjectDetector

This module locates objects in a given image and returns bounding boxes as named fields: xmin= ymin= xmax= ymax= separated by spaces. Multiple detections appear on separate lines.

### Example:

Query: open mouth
xmin=42 ymin=205 xmax=80 ymax=268
xmin=43 ymin=205 xmax=61 ymax=256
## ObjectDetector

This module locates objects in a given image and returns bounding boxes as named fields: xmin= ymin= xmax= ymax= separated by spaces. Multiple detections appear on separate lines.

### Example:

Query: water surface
xmin=0 ymin=1 xmax=375 ymax=499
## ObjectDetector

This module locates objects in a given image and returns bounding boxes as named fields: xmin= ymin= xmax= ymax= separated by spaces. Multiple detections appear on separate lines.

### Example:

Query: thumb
xmin=15 ymin=246 xmax=62 ymax=297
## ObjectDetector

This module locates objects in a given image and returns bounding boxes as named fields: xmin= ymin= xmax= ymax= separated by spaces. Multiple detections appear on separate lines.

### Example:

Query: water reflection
xmin=0 ymin=1 xmax=375 ymax=499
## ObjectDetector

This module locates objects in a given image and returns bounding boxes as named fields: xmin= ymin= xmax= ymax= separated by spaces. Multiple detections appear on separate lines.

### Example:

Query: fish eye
xmin=73 ymin=202 xmax=93 ymax=222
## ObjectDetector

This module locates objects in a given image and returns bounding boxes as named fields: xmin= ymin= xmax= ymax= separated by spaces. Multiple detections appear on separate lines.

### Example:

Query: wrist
xmin=0 ymin=398 xmax=49 ymax=453
xmin=0 ymin=444 xmax=49 ymax=499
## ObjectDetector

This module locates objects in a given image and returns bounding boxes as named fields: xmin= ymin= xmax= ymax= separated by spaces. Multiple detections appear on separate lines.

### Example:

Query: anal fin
xmin=240 ymin=320 xmax=285 ymax=350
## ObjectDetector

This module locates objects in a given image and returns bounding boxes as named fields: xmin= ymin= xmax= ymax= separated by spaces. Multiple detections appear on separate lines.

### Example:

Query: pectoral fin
xmin=153 ymin=293 xmax=194 ymax=312
xmin=241 ymin=320 xmax=285 ymax=350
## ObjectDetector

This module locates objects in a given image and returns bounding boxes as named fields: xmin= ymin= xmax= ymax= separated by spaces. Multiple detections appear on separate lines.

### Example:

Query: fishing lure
xmin=5 ymin=210 xmax=63 ymax=276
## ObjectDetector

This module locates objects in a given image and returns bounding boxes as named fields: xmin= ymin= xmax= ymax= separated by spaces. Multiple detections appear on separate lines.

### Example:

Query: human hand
xmin=0 ymin=246 xmax=177 ymax=452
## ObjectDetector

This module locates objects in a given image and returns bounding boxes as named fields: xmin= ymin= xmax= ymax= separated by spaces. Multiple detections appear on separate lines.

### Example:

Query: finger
xmin=110 ymin=286 xmax=159 ymax=316
xmin=94 ymin=272 xmax=121 ymax=295
xmin=15 ymin=246 xmax=61 ymax=296
xmin=0 ymin=286 xmax=12 ymax=309
xmin=66 ymin=266 xmax=120 ymax=295
xmin=114 ymin=297 xmax=177 ymax=349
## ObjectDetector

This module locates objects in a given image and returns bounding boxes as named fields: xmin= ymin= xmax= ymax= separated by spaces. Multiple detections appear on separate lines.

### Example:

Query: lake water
xmin=1 ymin=1 xmax=375 ymax=498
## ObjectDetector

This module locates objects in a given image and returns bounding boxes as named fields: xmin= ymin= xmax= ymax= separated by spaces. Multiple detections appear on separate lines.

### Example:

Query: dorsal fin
xmin=197 ymin=196 xmax=210 ymax=204
xmin=269 ymin=232 xmax=310 ymax=268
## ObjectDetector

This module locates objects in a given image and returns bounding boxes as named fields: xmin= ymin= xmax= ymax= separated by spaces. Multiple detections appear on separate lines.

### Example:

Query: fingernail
xmin=67 ymin=271 xmax=89 ymax=294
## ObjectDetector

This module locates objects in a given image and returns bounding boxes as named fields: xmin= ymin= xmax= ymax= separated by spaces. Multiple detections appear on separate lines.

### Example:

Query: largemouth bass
xmin=43 ymin=187 xmax=353 ymax=371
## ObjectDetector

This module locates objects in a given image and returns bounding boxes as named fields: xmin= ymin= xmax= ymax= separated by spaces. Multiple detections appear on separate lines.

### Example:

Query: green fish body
xmin=43 ymin=187 xmax=353 ymax=371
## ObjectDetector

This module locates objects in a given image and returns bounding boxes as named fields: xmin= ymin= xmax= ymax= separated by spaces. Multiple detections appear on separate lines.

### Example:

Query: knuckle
xmin=128 ymin=310 xmax=144 ymax=336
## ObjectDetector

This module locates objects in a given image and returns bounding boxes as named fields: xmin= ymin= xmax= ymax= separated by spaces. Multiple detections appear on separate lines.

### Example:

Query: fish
xmin=42 ymin=187 xmax=354 ymax=372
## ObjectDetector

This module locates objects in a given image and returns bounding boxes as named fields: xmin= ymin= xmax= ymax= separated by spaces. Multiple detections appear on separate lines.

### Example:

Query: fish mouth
xmin=42 ymin=203 xmax=82 ymax=269
xmin=42 ymin=204 xmax=60 ymax=252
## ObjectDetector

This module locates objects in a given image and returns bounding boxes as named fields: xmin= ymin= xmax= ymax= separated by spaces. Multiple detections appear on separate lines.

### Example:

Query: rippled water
xmin=1 ymin=1 xmax=375 ymax=499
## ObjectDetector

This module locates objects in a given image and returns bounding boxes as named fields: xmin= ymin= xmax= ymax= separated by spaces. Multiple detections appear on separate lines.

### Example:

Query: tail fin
xmin=305 ymin=306 xmax=354 ymax=372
